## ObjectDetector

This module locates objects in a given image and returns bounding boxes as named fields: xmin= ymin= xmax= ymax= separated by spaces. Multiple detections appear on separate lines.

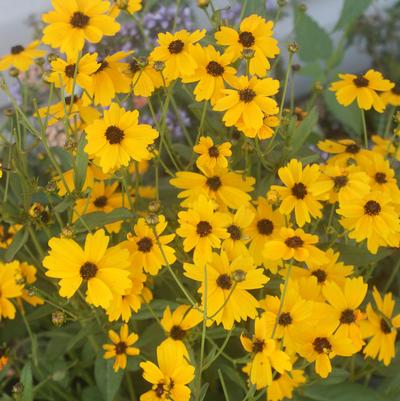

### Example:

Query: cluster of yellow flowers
xmin=1 ymin=0 xmax=400 ymax=400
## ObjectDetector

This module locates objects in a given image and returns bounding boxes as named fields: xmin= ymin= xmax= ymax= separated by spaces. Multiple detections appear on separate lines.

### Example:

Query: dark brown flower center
xmin=206 ymin=61 xmax=225 ymax=77
xmin=238 ymin=31 xmax=255 ymax=47
xmin=257 ymin=219 xmax=274 ymax=236
xmin=313 ymin=337 xmax=332 ymax=354
xmin=65 ymin=64 xmax=77 ymax=78
xmin=105 ymin=125 xmax=125 ymax=144
xmin=170 ymin=325 xmax=186 ymax=340
xmin=239 ymin=88 xmax=256 ymax=103
xmin=345 ymin=143 xmax=360 ymax=154
xmin=374 ymin=172 xmax=387 ymax=184
xmin=353 ymin=75 xmax=369 ymax=88
xmin=340 ymin=308 xmax=356 ymax=324
xmin=380 ymin=318 xmax=391 ymax=334
xmin=206 ymin=176 xmax=222 ymax=191
xmin=208 ymin=145 xmax=220 ymax=158
xmin=252 ymin=338 xmax=265 ymax=353
xmin=93 ymin=195 xmax=108 ymax=208
xmin=80 ymin=262 xmax=98 ymax=280
xmin=155 ymin=383 xmax=165 ymax=397
xmin=333 ymin=175 xmax=348 ymax=190
xmin=65 ymin=95 xmax=78 ymax=105
xmin=11 ymin=45 xmax=24 ymax=55
xmin=129 ymin=59 xmax=141 ymax=74
xmin=291 ymin=182 xmax=308 ymax=199
xmin=364 ymin=200 xmax=381 ymax=216
xmin=392 ymin=85 xmax=400 ymax=95
xmin=285 ymin=235 xmax=304 ymax=248
xmin=196 ymin=221 xmax=212 ymax=237
xmin=95 ymin=60 xmax=109 ymax=74
xmin=216 ymin=273 xmax=232 ymax=290
xmin=137 ymin=237 xmax=153 ymax=252
xmin=311 ymin=269 xmax=327 ymax=284
xmin=115 ymin=341 xmax=127 ymax=355
xmin=168 ymin=40 xmax=184 ymax=54
xmin=70 ymin=12 xmax=90 ymax=28
xmin=278 ymin=312 xmax=293 ymax=326
xmin=227 ymin=224 xmax=241 ymax=240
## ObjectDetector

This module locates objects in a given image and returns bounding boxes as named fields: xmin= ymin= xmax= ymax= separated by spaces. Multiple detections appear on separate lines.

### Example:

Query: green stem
xmin=361 ymin=109 xmax=368 ymax=148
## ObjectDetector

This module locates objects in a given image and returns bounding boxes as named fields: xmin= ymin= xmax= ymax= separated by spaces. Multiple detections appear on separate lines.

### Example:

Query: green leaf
xmin=53 ymin=197 xmax=74 ymax=213
xmin=82 ymin=387 xmax=103 ymax=401
xmin=20 ymin=362 xmax=33 ymax=401
xmin=323 ymin=91 xmax=361 ymax=135
xmin=295 ymin=9 xmax=333 ymax=62
xmin=335 ymin=243 xmax=393 ymax=266
xmin=5 ymin=228 xmax=28 ymax=261
xmin=74 ymin=208 xmax=133 ymax=232
xmin=290 ymin=108 xmax=318 ymax=155
xmin=95 ymin=355 xmax=124 ymax=401
xmin=335 ymin=0 xmax=373 ymax=31
xmin=74 ymin=135 xmax=89 ymax=192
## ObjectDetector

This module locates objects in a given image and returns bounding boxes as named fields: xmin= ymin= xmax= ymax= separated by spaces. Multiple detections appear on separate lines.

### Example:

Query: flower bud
xmin=197 ymin=0 xmax=210 ymax=7
xmin=313 ymin=81 xmax=323 ymax=93
xmin=288 ymin=42 xmax=299 ymax=53
xmin=61 ymin=226 xmax=74 ymax=238
xmin=145 ymin=213 xmax=159 ymax=226
xmin=12 ymin=383 xmax=24 ymax=399
xmin=52 ymin=310 xmax=66 ymax=327
xmin=35 ymin=57 xmax=46 ymax=67
xmin=148 ymin=200 xmax=161 ymax=213
xmin=292 ymin=64 xmax=301 ymax=72
xmin=47 ymin=53 xmax=58 ymax=63
xmin=3 ymin=108 xmax=15 ymax=117
xmin=153 ymin=61 xmax=165 ymax=72
xmin=277 ymin=0 xmax=287 ymax=7
xmin=242 ymin=48 xmax=255 ymax=60
xmin=115 ymin=0 xmax=129 ymax=9
xmin=64 ymin=138 xmax=77 ymax=152
xmin=232 ymin=269 xmax=247 ymax=283
xmin=9 ymin=67 xmax=20 ymax=78
xmin=45 ymin=180 xmax=58 ymax=193
xmin=298 ymin=3 xmax=307 ymax=12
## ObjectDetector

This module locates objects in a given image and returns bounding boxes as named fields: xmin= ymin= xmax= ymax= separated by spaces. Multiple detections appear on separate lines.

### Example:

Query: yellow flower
xmin=267 ymin=368 xmax=305 ymax=401
xmin=122 ymin=215 xmax=176 ymax=275
xmin=322 ymin=277 xmax=367 ymax=350
xmin=381 ymin=83 xmax=400 ymax=106
xmin=337 ymin=191 xmax=399 ymax=254
xmin=272 ymin=159 xmax=333 ymax=227
xmin=47 ymin=52 xmax=99 ymax=93
xmin=298 ymin=322 xmax=357 ymax=378
xmin=140 ymin=341 xmax=195 ymax=401
xmin=86 ymin=51 xmax=132 ymax=106
xmin=43 ymin=229 xmax=132 ymax=309
xmin=15 ymin=261 xmax=44 ymax=307
xmin=127 ymin=57 xmax=164 ymax=97
xmin=330 ymin=70 xmax=393 ymax=112
xmin=42 ymin=0 xmax=120 ymax=57
xmin=317 ymin=139 xmax=367 ymax=165
xmin=73 ymin=181 xmax=128 ymax=233
xmin=160 ymin=305 xmax=203 ymax=356
xmin=193 ymin=136 xmax=232 ymax=170
xmin=215 ymin=14 xmax=279 ymax=76
xmin=236 ymin=114 xmax=280 ymax=139
xmin=103 ymin=324 xmax=139 ymax=372
xmin=182 ymin=44 xmax=237 ymax=104
xmin=150 ymin=29 xmax=206 ymax=80
xmin=84 ymin=103 xmax=158 ymax=173
xmin=264 ymin=227 xmax=328 ymax=265
xmin=240 ymin=314 xmax=292 ymax=389
xmin=106 ymin=265 xmax=147 ymax=322
xmin=213 ymin=76 xmax=279 ymax=132
xmin=361 ymin=288 xmax=400 ymax=366
xmin=184 ymin=251 xmax=268 ymax=329
xmin=170 ymin=165 xmax=255 ymax=210
xmin=371 ymin=135 xmax=400 ymax=161
xmin=110 ymin=0 xmax=142 ymax=16
xmin=176 ymin=195 xmax=230 ymax=265
xmin=0 ymin=347 xmax=8 ymax=372
xmin=0 ymin=262 xmax=23 ymax=320
xmin=0 ymin=41 xmax=45 ymax=72
xmin=0 ymin=224 xmax=21 ymax=249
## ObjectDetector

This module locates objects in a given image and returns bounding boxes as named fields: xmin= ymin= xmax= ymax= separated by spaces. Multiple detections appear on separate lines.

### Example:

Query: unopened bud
xmin=52 ymin=310 xmax=66 ymax=327
xmin=64 ymin=138 xmax=77 ymax=152
xmin=148 ymin=200 xmax=161 ymax=213
xmin=35 ymin=57 xmax=46 ymax=67
xmin=197 ymin=0 xmax=210 ymax=7
xmin=45 ymin=180 xmax=58 ymax=193
xmin=277 ymin=0 xmax=287 ymax=7
xmin=3 ymin=108 xmax=15 ymax=117
xmin=61 ymin=226 xmax=74 ymax=238
xmin=313 ymin=81 xmax=323 ymax=93
xmin=153 ymin=61 xmax=165 ymax=72
xmin=12 ymin=383 xmax=24 ymax=398
xmin=47 ymin=53 xmax=58 ymax=63
xmin=292 ymin=64 xmax=301 ymax=72
xmin=115 ymin=0 xmax=129 ymax=9
xmin=288 ymin=42 xmax=299 ymax=53
xmin=9 ymin=67 xmax=20 ymax=78
xmin=145 ymin=213 xmax=159 ymax=226
xmin=298 ymin=3 xmax=307 ymax=12
xmin=242 ymin=48 xmax=255 ymax=60
xmin=232 ymin=269 xmax=247 ymax=283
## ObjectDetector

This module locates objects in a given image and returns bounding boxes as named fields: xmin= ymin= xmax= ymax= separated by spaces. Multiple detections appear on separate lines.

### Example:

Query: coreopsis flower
xmin=381 ymin=83 xmax=400 ymax=106
xmin=321 ymin=163 xmax=370 ymax=204
xmin=160 ymin=305 xmax=203 ymax=356
xmin=0 ymin=262 xmax=23 ymax=320
xmin=0 ymin=347 xmax=8 ymax=371
xmin=42 ymin=0 xmax=120 ymax=57
xmin=337 ymin=191 xmax=400 ymax=253
xmin=127 ymin=57 xmax=164 ymax=97
xmin=181 ymin=44 xmax=237 ymax=104
xmin=84 ymin=103 xmax=158 ymax=173
xmin=298 ymin=323 xmax=357 ymax=378
xmin=263 ymin=227 xmax=328 ymax=265
xmin=236 ymin=114 xmax=280 ymax=139
xmin=140 ymin=341 xmax=195 ymax=401
xmin=361 ymin=288 xmax=400 ymax=366
xmin=86 ymin=51 xmax=132 ymax=106
xmin=318 ymin=139 xmax=367 ymax=165
xmin=122 ymin=215 xmax=176 ymax=275
xmin=150 ymin=29 xmax=206 ymax=80
xmin=330 ymin=70 xmax=393 ymax=112
xmin=170 ymin=165 xmax=255 ymax=210
xmin=176 ymin=196 xmax=230 ymax=265
xmin=0 ymin=41 xmax=45 ymax=72
xmin=47 ymin=53 xmax=99 ymax=93
xmin=215 ymin=14 xmax=279 ymax=76
xmin=0 ymin=224 xmax=21 ymax=249
xmin=184 ymin=251 xmax=268 ymax=329
xmin=240 ymin=315 xmax=292 ymax=389
xmin=267 ymin=368 xmax=306 ymax=401
xmin=110 ymin=0 xmax=142 ymax=16
xmin=213 ymin=76 xmax=279 ymax=132
xmin=15 ymin=261 xmax=44 ymax=307
xmin=322 ymin=277 xmax=367 ymax=350
xmin=245 ymin=197 xmax=285 ymax=266
xmin=371 ymin=135 xmax=400 ymax=161
xmin=271 ymin=159 xmax=333 ymax=227
xmin=193 ymin=136 xmax=232 ymax=169
xmin=43 ymin=229 xmax=132 ymax=309
xmin=106 ymin=265 xmax=147 ymax=322
xmin=103 ymin=324 xmax=139 ymax=372
xmin=73 ymin=181 xmax=128 ymax=233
